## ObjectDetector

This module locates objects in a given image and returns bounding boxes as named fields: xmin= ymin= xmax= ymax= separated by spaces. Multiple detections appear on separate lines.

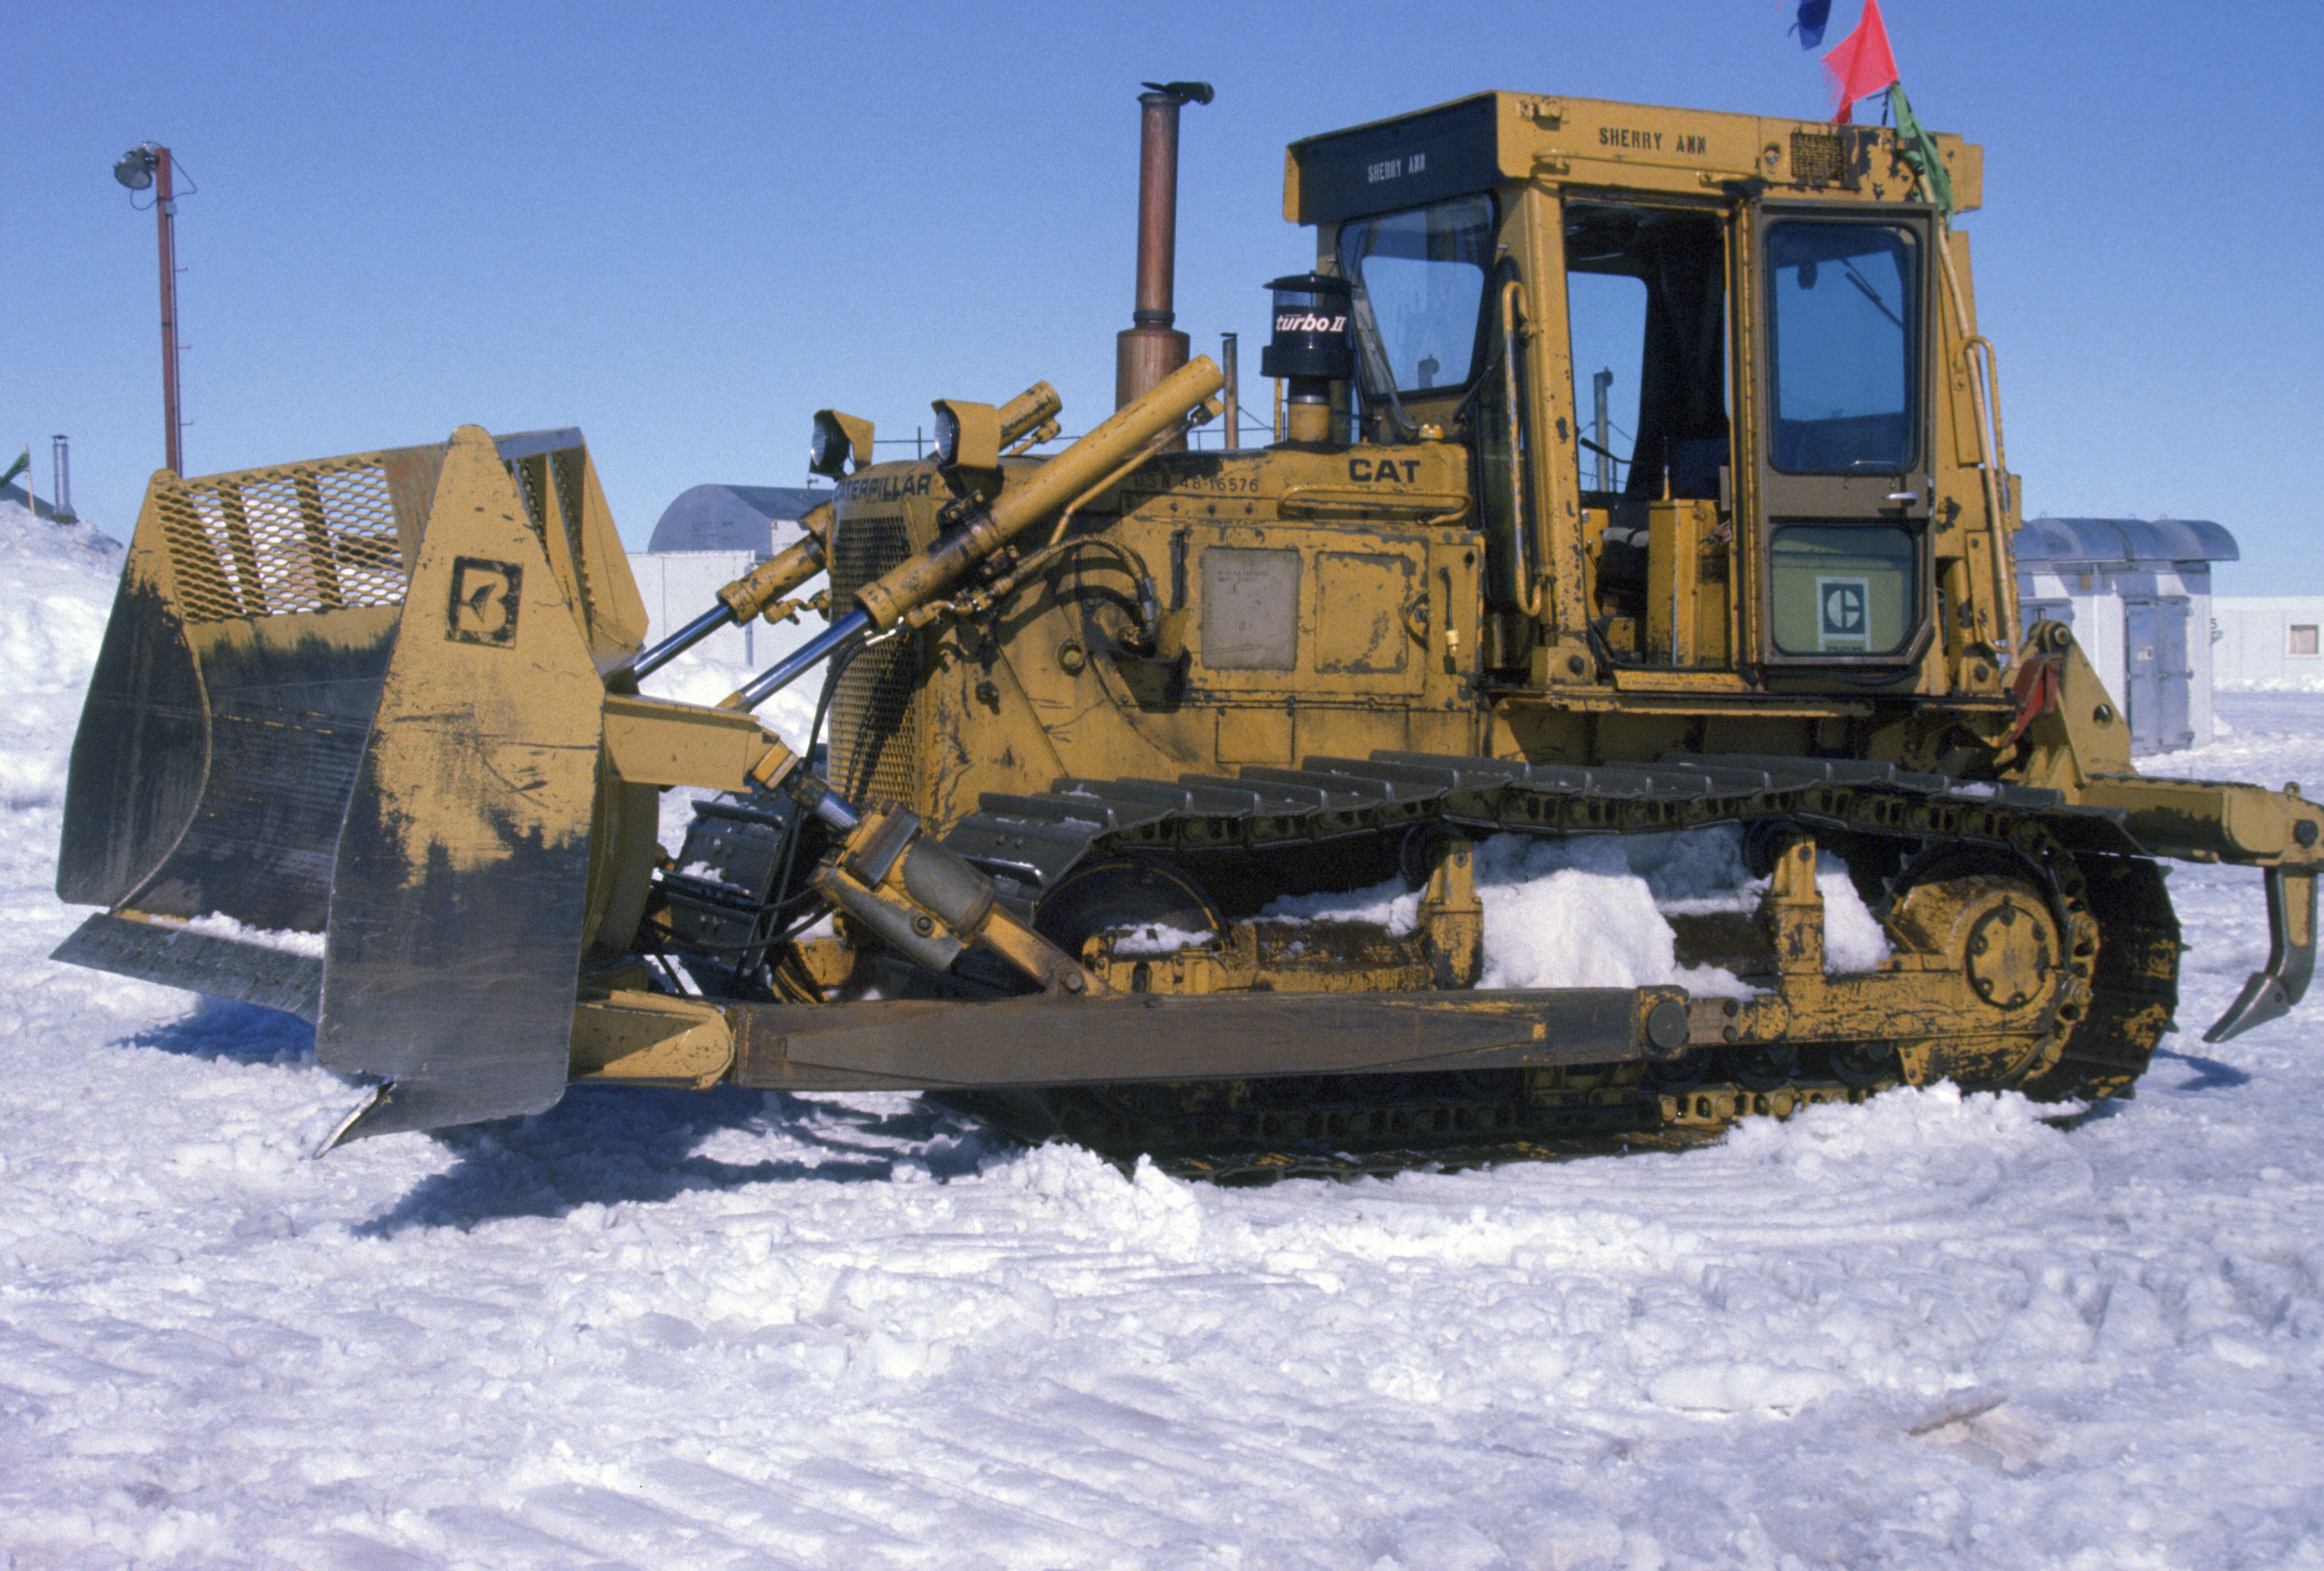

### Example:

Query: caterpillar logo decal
xmin=1817 ymin=575 xmax=1869 ymax=651
xmin=447 ymin=557 xmax=522 ymax=646
xmin=838 ymin=471 xmax=935 ymax=504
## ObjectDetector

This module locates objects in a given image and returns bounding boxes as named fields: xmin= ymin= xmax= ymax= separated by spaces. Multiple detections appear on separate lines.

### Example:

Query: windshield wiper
xmin=1346 ymin=275 xmax=1418 ymax=443
xmin=1842 ymin=258 xmax=1907 ymax=330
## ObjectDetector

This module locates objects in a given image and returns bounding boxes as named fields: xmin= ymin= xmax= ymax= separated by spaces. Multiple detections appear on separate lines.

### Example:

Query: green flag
xmin=1888 ymin=85 xmax=1955 ymax=217
xmin=0 ymin=448 xmax=27 ymax=494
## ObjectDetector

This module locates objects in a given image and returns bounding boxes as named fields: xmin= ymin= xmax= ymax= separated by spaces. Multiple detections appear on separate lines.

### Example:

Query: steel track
xmin=669 ymin=750 xmax=2181 ymax=1178
xmin=937 ymin=750 xmax=2180 ymax=1176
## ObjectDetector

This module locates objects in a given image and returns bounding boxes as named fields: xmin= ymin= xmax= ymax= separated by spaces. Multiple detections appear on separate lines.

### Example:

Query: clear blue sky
xmin=8 ymin=1 xmax=2320 ymax=594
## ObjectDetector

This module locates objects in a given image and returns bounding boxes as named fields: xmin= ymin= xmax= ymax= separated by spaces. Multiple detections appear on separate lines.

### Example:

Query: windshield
xmin=1337 ymin=195 xmax=1495 ymax=395
xmin=1765 ymin=220 xmax=1919 ymax=474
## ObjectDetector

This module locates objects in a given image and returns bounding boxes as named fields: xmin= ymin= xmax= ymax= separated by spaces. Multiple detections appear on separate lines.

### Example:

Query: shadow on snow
xmin=354 ymin=1084 xmax=1011 ymax=1235
xmin=121 ymin=1000 xmax=1013 ymax=1230
xmin=2150 ymin=1046 xmax=2254 ymax=1093
xmin=127 ymin=996 xmax=317 ymax=1066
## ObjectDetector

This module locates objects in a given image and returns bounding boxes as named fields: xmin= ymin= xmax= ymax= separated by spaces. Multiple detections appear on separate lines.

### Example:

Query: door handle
xmin=1884 ymin=477 xmax=1934 ymax=513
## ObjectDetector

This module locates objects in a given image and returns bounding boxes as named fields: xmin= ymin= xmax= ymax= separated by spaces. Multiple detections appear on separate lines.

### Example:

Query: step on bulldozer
xmin=56 ymin=86 xmax=2322 ymax=1176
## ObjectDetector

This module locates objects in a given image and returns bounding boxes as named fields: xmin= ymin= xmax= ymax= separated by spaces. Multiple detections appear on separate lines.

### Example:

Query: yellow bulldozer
xmin=54 ymin=86 xmax=2321 ymax=1176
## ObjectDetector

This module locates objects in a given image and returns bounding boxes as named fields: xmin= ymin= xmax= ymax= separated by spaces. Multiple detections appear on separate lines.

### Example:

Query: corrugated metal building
xmin=1 ymin=481 xmax=63 ymax=520
xmin=631 ymin=484 xmax=833 ymax=671
xmin=2012 ymin=516 xmax=2238 ymax=755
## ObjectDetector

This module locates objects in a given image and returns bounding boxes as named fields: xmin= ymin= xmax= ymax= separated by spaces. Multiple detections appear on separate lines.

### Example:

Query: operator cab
xmin=1288 ymin=93 xmax=1975 ymax=687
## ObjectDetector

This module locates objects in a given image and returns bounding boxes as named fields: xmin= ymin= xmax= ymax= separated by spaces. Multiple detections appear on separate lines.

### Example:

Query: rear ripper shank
xmin=54 ymin=87 xmax=2322 ymax=1174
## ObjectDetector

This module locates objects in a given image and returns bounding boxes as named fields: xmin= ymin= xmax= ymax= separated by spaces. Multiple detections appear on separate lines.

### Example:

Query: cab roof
xmin=1285 ymin=90 xmax=1980 ymax=226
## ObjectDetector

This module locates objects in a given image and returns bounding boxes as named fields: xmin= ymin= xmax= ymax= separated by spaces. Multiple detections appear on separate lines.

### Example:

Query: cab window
xmin=1562 ymin=202 xmax=1728 ymax=500
xmin=1338 ymin=195 xmax=1495 ymax=394
xmin=1768 ymin=524 xmax=1917 ymax=656
xmin=1765 ymin=221 xmax=1919 ymax=474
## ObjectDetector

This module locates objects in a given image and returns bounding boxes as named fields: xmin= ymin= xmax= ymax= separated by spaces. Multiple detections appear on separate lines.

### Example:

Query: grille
xmin=552 ymin=447 xmax=592 ymax=608
xmin=161 ymin=457 xmax=408 ymax=625
xmin=509 ymin=451 xmax=549 ymax=540
xmin=1790 ymin=129 xmax=1848 ymax=184
xmin=507 ymin=451 xmax=592 ymax=607
xmin=826 ymin=514 xmax=922 ymax=810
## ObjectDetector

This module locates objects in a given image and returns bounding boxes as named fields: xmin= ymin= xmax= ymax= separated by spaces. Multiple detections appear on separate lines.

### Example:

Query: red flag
xmin=1822 ymin=0 xmax=1900 ymax=124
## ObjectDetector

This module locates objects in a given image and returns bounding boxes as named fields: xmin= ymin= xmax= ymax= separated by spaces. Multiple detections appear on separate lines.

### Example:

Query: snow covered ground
xmin=2220 ymin=677 xmax=2324 ymax=693
xmin=4 ymin=502 xmax=2322 ymax=1569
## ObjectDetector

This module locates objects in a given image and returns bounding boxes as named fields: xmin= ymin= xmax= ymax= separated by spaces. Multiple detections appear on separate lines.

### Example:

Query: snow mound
xmin=0 ymin=502 xmax=122 ymax=812
xmin=2218 ymin=675 xmax=2324 ymax=693
xmin=1263 ymin=826 xmax=1888 ymax=996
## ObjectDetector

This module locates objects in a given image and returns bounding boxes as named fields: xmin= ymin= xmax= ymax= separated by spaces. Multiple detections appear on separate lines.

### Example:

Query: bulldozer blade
xmin=2206 ymin=866 xmax=2317 ymax=1043
xmin=56 ymin=458 xmax=423 ymax=935
xmin=315 ymin=426 xmax=607 ymax=1143
xmin=52 ymin=912 xmax=322 ymax=1024
xmin=53 ymin=425 xmax=645 ymax=1137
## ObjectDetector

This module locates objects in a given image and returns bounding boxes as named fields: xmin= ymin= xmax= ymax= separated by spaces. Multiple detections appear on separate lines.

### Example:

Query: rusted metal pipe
xmin=1114 ymin=81 xmax=1212 ymax=414
xmin=1220 ymin=332 xmax=1239 ymax=451
xmin=156 ymin=147 xmax=183 ymax=476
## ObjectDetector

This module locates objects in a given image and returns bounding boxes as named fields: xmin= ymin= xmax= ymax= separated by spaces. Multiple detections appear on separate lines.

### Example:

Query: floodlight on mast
xmin=114 ymin=142 xmax=184 ymax=475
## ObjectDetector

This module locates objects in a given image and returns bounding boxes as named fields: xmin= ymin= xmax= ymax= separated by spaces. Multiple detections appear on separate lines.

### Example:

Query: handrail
xmin=1500 ymin=278 xmax=1544 ymax=619
xmin=1934 ymin=233 xmax=2017 ymax=659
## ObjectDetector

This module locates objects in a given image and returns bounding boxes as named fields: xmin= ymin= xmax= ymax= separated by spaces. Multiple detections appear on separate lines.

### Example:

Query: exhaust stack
xmin=1115 ymin=80 xmax=1213 ymax=412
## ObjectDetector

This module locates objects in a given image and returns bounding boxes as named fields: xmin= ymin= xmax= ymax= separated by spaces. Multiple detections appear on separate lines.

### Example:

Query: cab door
xmin=1749 ymin=206 xmax=1938 ymax=667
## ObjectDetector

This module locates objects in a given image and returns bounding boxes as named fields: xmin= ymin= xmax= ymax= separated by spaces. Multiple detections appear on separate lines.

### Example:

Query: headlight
xmin=808 ymin=410 xmax=872 ymax=479
xmin=928 ymin=399 xmax=1000 ymax=470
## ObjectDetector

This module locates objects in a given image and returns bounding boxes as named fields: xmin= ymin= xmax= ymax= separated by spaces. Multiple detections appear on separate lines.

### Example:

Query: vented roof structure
xmin=647 ymin=484 xmax=831 ymax=554
xmin=2013 ymin=516 xmax=2239 ymax=568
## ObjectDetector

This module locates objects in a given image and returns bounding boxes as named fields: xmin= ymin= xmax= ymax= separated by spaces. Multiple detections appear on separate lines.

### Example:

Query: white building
xmin=2012 ymin=516 xmax=2239 ymax=755
xmin=631 ymin=483 xmax=833 ymax=669
xmin=2211 ymin=597 xmax=2324 ymax=691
